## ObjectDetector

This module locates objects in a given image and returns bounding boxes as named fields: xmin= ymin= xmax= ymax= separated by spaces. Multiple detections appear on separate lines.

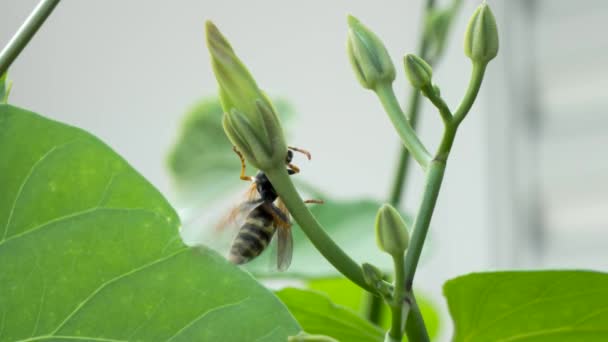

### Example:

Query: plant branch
xmin=388 ymin=255 xmax=408 ymax=340
xmin=375 ymin=84 xmax=432 ymax=170
xmin=265 ymin=166 xmax=375 ymax=293
xmin=403 ymin=158 xmax=447 ymax=291
xmin=405 ymin=293 xmax=430 ymax=342
xmin=421 ymin=85 xmax=452 ymax=124
xmin=0 ymin=0 xmax=61 ymax=77
xmin=389 ymin=87 xmax=422 ymax=206
xmin=454 ymin=63 xmax=487 ymax=124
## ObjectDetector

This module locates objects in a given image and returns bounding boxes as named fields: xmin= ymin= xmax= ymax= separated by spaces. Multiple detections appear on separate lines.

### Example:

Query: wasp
xmin=222 ymin=145 xmax=321 ymax=271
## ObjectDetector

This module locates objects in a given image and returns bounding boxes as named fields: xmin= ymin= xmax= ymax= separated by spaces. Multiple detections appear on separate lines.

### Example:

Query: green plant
xmin=2 ymin=1 xmax=608 ymax=342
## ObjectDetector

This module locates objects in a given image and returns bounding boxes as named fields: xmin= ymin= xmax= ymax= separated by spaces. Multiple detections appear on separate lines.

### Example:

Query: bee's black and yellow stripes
xmin=229 ymin=207 xmax=277 ymax=265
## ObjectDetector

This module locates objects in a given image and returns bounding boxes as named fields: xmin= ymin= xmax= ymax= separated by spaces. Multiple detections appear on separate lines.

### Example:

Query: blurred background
xmin=2 ymin=0 xmax=606 ymax=340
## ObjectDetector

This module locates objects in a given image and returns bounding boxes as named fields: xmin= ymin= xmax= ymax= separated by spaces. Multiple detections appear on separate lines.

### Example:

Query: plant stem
xmin=388 ymin=255 xmax=407 ymax=340
xmin=361 ymin=291 xmax=383 ymax=324
xmin=265 ymin=166 xmax=374 ymax=293
xmin=0 ymin=0 xmax=61 ymax=76
xmin=388 ymin=87 xmax=422 ymax=206
xmin=404 ymin=157 xmax=447 ymax=291
xmin=375 ymin=84 xmax=432 ymax=170
xmin=454 ymin=63 xmax=487 ymax=124
xmin=405 ymin=293 xmax=430 ymax=342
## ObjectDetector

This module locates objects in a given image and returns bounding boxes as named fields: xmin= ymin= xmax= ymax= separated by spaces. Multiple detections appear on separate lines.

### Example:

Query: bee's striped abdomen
xmin=229 ymin=207 xmax=276 ymax=265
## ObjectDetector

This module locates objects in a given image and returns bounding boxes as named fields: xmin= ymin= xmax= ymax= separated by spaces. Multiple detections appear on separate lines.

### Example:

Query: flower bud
xmin=346 ymin=15 xmax=396 ymax=90
xmin=375 ymin=204 xmax=410 ymax=257
xmin=288 ymin=332 xmax=338 ymax=342
xmin=425 ymin=9 xmax=453 ymax=59
xmin=464 ymin=2 xmax=499 ymax=64
xmin=205 ymin=21 xmax=288 ymax=170
xmin=404 ymin=54 xmax=433 ymax=89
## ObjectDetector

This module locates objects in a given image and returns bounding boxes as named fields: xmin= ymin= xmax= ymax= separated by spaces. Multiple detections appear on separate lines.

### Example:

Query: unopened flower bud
xmin=464 ymin=2 xmax=499 ymax=64
xmin=425 ymin=9 xmax=453 ymax=59
xmin=346 ymin=15 xmax=395 ymax=90
xmin=375 ymin=204 xmax=410 ymax=257
xmin=404 ymin=54 xmax=433 ymax=89
xmin=206 ymin=21 xmax=288 ymax=170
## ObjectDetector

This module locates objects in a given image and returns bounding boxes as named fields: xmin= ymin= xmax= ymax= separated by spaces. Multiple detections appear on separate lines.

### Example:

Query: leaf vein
xmin=165 ymin=296 xmax=252 ymax=341
xmin=0 ymin=207 xmax=161 ymax=248
xmin=2 ymin=140 xmax=80 ymax=241
xmin=51 ymin=248 xmax=188 ymax=335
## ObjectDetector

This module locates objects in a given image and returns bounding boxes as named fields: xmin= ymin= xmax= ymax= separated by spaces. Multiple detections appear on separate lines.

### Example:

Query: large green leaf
xmin=243 ymin=199 xmax=411 ymax=278
xmin=277 ymin=288 xmax=384 ymax=342
xmin=0 ymin=105 xmax=299 ymax=341
xmin=308 ymin=277 xmax=440 ymax=339
xmin=444 ymin=271 xmax=608 ymax=342
xmin=167 ymin=97 xmax=293 ymax=205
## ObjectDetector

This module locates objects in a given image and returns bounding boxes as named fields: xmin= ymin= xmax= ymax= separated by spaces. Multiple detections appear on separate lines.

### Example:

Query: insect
xmin=223 ymin=145 xmax=321 ymax=271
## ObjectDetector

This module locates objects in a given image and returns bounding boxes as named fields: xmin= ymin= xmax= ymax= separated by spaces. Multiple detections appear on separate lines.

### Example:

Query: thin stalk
xmin=389 ymin=87 xmax=422 ymax=205
xmin=388 ymin=255 xmax=408 ymax=340
xmin=361 ymin=291 xmax=383 ymax=324
xmin=454 ymin=63 xmax=487 ymax=124
xmin=404 ymin=157 xmax=448 ymax=292
xmin=0 ymin=0 xmax=61 ymax=76
xmin=405 ymin=293 xmax=430 ymax=342
xmin=265 ymin=166 xmax=374 ymax=293
xmin=375 ymin=84 xmax=432 ymax=169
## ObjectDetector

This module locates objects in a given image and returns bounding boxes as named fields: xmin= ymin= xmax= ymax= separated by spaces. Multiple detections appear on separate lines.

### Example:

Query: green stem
xmin=265 ymin=166 xmax=374 ymax=293
xmin=405 ymin=293 xmax=430 ymax=342
xmin=361 ymin=291 xmax=383 ymax=324
xmin=389 ymin=255 xmax=407 ymax=340
xmin=403 ymin=156 xmax=448 ymax=292
xmin=0 ymin=0 xmax=61 ymax=76
xmin=388 ymin=87 xmax=422 ymax=206
xmin=375 ymin=84 xmax=432 ymax=169
xmin=454 ymin=63 xmax=487 ymax=124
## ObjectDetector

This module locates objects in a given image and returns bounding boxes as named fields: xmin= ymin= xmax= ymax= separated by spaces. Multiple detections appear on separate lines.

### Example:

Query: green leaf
xmin=308 ymin=277 xmax=440 ymax=339
xmin=444 ymin=270 xmax=608 ymax=342
xmin=167 ymin=97 xmax=293 ymax=204
xmin=0 ymin=104 xmax=299 ymax=341
xmin=277 ymin=287 xmax=384 ymax=342
xmin=244 ymin=199 xmax=413 ymax=278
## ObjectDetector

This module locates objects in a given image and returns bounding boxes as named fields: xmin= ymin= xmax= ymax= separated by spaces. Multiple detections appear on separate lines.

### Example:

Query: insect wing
xmin=276 ymin=224 xmax=293 ymax=271
xmin=215 ymin=183 xmax=263 ymax=232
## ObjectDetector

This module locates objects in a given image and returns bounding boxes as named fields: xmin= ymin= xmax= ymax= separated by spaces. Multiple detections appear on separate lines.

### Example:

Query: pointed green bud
xmin=288 ymin=332 xmax=338 ymax=342
xmin=205 ymin=21 xmax=288 ymax=171
xmin=425 ymin=9 xmax=453 ymax=59
xmin=464 ymin=2 xmax=499 ymax=64
xmin=375 ymin=204 xmax=410 ymax=257
xmin=346 ymin=15 xmax=395 ymax=90
xmin=404 ymin=54 xmax=433 ymax=89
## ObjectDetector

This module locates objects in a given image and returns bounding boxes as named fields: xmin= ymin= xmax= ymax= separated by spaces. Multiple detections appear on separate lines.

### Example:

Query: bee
xmin=223 ymin=146 xmax=321 ymax=271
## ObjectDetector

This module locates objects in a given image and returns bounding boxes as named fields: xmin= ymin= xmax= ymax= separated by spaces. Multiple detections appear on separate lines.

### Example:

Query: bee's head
xmin=255 ymin=171 xmax=277 ymax=201
xmin=285 ymin=150 xmax=293 ymax=164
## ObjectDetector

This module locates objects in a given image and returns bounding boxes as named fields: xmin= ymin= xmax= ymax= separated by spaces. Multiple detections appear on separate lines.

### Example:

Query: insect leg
xmin=233 ymin=146 xmax=253 ymax=181
xmin=304 ymin=199 xmax=324 ymax=204
xmin=287 ymin=163 xmax=300 ymax=174
xmin=288 ymin=146 xmax=312 ymax=160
